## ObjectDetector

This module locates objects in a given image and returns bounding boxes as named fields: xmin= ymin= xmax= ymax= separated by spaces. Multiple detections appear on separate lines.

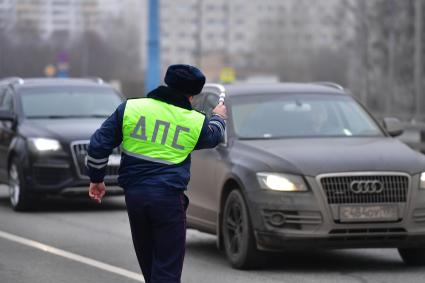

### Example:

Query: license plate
xmin=339 ymin=205 xmax=398 ymax=222
xmin=108 ymin=155 xmax=121 ymax=166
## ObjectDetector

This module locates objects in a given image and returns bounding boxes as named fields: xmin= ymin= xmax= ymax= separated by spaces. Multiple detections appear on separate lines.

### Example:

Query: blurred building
xmin=253 ymin=0 xmax=356 ymax=72
xmin=0 ymin=0 xmax=145 ymax=86
xmin=1 ymin=0 xmax=356 ymax=83
xmin=0 ymin=0 xmax=125 ymax=38
xmin=158 ymin=0 xmax=355 ymax=81
xmin=159 ymin=0 xmax=256 ymax=77
xmin=0 ymin=0 xmax=14 ymax=30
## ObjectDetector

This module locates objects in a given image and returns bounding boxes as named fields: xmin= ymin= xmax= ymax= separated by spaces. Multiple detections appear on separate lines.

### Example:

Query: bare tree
xmin=346 ymin=0 xmax=416 ymax=119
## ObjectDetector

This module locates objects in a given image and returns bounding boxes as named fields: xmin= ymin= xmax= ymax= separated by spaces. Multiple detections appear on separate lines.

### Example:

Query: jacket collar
xmin=147 ymin=86 xmax=192 ymax=110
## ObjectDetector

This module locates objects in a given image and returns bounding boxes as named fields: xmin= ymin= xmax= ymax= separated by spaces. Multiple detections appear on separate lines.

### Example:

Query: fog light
xmin=269 ymin=213 xmax=286 ymax=227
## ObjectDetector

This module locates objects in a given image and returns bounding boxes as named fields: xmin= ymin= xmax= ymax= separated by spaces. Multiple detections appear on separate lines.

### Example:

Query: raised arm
xmin=195 ymin=102 xmax=227 ymax=149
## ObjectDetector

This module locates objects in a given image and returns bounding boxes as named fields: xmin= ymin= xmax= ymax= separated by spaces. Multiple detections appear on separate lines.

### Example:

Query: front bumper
xmin=246 ymin=174 xmax=425 ymax=251
xmin=23 ymin=151 xmax=120 ymax=195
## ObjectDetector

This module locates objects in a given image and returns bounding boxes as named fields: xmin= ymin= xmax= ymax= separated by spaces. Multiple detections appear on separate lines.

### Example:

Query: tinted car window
xmin=232 ymin=93 xmax=383 ymax=139
xmin=0 ymin=88 xmax=5 ymax=109
xmin=204 ymin=93 xmax=219 ymax=119
xmin=0 ymin=87 xmax=14 ymax=111
xmin=191 ymin=92 xmax=206 ymax=112
xmin=20 ymin=86 xmax=122 ymax=118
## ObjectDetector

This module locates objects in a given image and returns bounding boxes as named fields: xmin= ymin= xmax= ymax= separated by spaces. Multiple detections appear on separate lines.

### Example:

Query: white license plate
xmin=339 ymin=205 xmax=398 ymax=222
xmin=107 ymin=155 xmax=121 ymax=166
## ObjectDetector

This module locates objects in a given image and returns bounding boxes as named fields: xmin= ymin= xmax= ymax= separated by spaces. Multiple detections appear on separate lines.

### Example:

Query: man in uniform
xmin=86 ymin=64 xmax=226 ymax=283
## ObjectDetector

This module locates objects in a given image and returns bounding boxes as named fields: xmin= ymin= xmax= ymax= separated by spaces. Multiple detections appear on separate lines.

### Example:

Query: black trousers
xmin=125 ymin=188 xmax=189 ymax=283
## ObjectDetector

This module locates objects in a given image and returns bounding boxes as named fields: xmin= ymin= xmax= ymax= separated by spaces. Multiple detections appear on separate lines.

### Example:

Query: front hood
xmin=237 ymin=137 xmax=425 ymax=176
xmin=20 ymin=118 xmax=105 ymax=143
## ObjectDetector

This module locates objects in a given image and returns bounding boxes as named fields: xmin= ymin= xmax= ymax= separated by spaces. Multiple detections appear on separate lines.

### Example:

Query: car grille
xmin=71 ymin=141 xmax=120 ymax=178
xmin=320 ymin=174 xmax=409 ymax=204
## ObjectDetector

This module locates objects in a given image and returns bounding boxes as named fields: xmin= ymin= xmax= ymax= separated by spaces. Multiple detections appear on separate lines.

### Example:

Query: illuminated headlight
xmin=29 ymin=138 xmax=62 ymax=151
xmin=420 ymin=172 xmax=425 ymax=189
xmin=257 ymin=173 xmax=308 ymax=192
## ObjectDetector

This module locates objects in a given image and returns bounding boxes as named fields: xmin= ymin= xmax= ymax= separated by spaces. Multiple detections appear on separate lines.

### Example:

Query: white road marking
xmin=0 ymin=229 xmax=144 ymax=282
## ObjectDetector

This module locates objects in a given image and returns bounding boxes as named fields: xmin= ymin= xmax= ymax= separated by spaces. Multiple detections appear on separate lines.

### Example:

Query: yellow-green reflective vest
xmin=122 ymin=98 xmax=205 ymax=165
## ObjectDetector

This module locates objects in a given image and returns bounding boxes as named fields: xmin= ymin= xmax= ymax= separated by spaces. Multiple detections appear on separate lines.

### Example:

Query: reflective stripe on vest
xmin=122 ymin=98 xmax=205 ymax=164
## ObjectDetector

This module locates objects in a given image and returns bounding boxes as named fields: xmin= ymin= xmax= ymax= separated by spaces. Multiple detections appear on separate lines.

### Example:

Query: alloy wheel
xmin=222 ymin=189 xmax=265 ymax=269
xmin=225 ymin=199 xmax=244 ymax=256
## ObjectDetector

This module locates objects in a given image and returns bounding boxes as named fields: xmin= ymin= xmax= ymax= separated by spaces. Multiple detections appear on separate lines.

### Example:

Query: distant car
xmin=187 ymin=82 xmax=425 ymax=269
xmin=0 ymin=77 xmax=124 ymax=211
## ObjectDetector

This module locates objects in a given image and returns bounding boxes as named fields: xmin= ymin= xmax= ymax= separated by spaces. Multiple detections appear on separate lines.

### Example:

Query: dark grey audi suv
xmin=187 ymin=82 xmax=425 ymax=269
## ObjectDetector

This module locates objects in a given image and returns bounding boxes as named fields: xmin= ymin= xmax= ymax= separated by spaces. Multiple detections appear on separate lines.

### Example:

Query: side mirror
xmin=383 ymin=117 xmax=403 ymax=137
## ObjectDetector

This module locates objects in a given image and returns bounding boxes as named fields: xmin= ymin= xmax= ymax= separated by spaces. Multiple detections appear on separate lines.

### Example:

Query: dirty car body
xmin=187 ymin=83 xmax=425 ymax=268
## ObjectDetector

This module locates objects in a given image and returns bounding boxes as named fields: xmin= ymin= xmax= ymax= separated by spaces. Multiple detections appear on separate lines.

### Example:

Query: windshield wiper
xmin=238 ymin=136 xmax=274 ymax=140
xmin=78 ymin=114 xmax=110 ymax=118
xmin=27 ymin=115 xmax=74 ymax=119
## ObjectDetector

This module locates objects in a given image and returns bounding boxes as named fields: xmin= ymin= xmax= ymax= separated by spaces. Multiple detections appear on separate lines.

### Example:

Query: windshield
xmin=20 ymin=86 xmax=123 ymax=118
xmin=231 ymin=94 xmax=384 ymax=139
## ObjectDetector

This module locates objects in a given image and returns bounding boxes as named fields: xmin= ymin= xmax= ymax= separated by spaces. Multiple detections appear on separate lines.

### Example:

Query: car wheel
xmin=398 ymin=248 xmax=425 ymax=266
xmin=222 ymin=189 xmax=264 ymax=269
xmin=8 ymin=158 xmax=32 ymax=211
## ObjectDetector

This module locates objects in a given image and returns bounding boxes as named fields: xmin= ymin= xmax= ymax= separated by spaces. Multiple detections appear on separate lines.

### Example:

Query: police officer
xmin=86 ymin=64 xmax=226 ymax=283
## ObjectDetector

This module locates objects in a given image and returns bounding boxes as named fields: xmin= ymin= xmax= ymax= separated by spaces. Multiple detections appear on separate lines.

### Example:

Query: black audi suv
xmin=187 ymin=82 xmax=425 ymax=269
xmin=0 ymin=77 xmax=124 ymax=211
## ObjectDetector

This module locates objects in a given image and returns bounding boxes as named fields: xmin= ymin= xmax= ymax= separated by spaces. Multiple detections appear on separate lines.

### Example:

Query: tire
xmin=222 ymin=189 xmax=264 ymax=269
xmin=8 ymin=158 xmax=33 ymax=211
xmin=398 ymin=248 xmax=425 ymax=266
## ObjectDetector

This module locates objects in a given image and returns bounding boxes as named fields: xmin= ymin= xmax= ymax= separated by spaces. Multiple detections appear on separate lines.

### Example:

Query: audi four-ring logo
xmin=349 ymin=180 xmax=384 ymax=194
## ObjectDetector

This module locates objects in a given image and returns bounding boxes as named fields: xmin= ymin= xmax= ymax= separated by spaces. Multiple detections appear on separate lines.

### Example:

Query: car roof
xmin=0 ymin=77 xmax=110 ymax=90
xmin=204 ymin=82 xmax=346 ymax=97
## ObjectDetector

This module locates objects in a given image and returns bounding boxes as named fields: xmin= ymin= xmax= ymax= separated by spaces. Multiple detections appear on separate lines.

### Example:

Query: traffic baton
xmin=219 ymin=92 xmax=226 ymax=104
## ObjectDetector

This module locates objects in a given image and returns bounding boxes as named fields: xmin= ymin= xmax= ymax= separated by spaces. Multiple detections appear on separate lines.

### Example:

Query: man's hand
xmin=89 ymin=182 xmax=106 ymax=203
xmin=213 ymin=102 xmax=227 ymax=119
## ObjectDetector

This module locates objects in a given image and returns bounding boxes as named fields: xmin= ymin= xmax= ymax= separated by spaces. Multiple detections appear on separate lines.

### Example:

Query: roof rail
xmin=85 ymin=77 xmax=104 ymax=84
xmin=0 ymin=77 xmax=24 ymax=85
xmin=310 ymin=81 xmax=344 ymax=90
xmin=204 ymin=83 xmax=226 ymax=94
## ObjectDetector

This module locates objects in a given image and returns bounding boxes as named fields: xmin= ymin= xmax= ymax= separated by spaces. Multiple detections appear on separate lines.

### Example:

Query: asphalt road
xmin=0 ymin=186 xmax=425 ymax=283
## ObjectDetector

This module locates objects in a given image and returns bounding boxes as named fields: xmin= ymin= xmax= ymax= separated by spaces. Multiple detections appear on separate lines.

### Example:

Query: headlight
xmin=256 ymin=172 xmax=308 ymax=192
xmin=420 ymin=172 xmax=425 ymax=189
xmin=29 ymin=138 xmax=62 ymax=151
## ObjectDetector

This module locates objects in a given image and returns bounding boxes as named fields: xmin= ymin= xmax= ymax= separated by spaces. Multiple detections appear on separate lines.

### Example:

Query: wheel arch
xmin=6 ymin=136 xmax=28 ymax=185
xmin=217 ymin=176 xmax=246 ymax=250
xmin=7 ymin=150 xmax=18 ymax=172
xmin=7 ymin=137 xmax=26 ymax=171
